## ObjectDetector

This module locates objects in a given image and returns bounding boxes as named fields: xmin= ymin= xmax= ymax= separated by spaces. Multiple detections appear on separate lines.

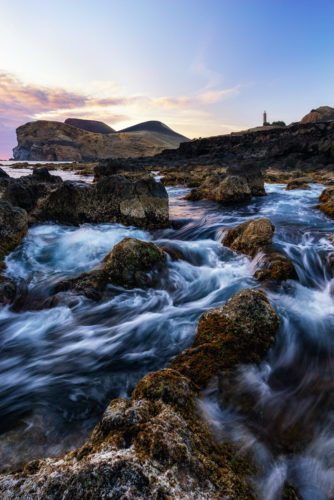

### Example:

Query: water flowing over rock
xmin=55 ymin=238 xmax=167 ymax=299
xmin=0 ymin=288 xmax=279 ymax=498
xmin=0 ymin=170 xmax=169 ymax=228
xmin=222 ymin=218 xmax=297 ymax=282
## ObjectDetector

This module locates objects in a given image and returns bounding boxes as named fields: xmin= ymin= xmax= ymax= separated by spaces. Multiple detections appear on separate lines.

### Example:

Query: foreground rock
xmin=318 ymin=187 xmax=334 ymax=219
xmin=0 ymin=288 xmax=279 ymax=498
xmin=55 ymin=238 xmax=167 ymax=300
xmin=222 ymin=218 xmax=297 ymax=282
xmin=0 ymin=169 xmax=169 ymax=228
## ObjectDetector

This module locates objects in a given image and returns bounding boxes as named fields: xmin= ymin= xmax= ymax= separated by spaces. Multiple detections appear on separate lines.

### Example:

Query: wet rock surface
xmin=55 ymin=238 xmax=167 ymax=299
xmin=318 ymin=186 xmax=334 ymax=219
xmin=0 ymin=288 xmax=279 ymax=499
xmin=222 ymin=218 xmax=297 ymax=282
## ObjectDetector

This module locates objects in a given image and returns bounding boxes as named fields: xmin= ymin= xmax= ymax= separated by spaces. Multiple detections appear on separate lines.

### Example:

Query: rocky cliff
xmin=13 ymin=120 xmax=189 ymax=161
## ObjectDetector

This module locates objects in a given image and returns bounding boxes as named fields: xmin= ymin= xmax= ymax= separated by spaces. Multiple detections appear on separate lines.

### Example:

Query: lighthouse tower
xmin=263 ymin=111 xmax=267 ymax=126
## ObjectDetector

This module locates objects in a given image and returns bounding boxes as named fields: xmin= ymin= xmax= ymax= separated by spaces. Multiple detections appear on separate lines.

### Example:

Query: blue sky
xmin=0 ymin=0 xmax=334 ymax=158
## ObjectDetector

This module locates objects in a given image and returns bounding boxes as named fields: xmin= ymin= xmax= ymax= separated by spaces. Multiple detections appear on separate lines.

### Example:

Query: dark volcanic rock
xmin=285 ymin=177 xmax=311 ymax=190
xmin=0 ymin=201 xmax=28 ymax=261
xmin=0 ymin=172 xmax=169 ymax=228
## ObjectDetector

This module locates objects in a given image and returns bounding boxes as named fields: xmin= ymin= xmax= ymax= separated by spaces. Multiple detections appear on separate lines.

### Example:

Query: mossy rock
xmin=171 ymin=289 xmax=279 ymax=387
xmin=103 ymin=238 xmax=167 ymax=289
xmin=222 ymin=218 xmax=274 ymax=257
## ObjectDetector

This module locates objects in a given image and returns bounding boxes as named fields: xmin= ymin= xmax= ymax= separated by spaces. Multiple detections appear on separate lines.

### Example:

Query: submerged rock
xmin=222 ymin=218 xmax=297 ymax=282
xmin=55 ymin=238 xmax=167 ymax=299
xmin=0 ymin=288 xmax=279 ymax=498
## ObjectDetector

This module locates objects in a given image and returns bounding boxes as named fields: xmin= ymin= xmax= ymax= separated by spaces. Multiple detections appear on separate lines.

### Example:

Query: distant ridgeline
xmin=12 ymin=119 xmax=189 ymax=161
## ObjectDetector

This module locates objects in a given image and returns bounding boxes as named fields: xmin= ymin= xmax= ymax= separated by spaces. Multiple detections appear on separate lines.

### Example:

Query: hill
xmin=64 ymin=118 xmax=115 ymax=134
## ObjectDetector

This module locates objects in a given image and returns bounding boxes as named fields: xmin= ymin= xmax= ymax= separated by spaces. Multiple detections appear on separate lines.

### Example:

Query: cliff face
xmin=13 ymin=120 xmax=188 ymax=161
xmin=142 ymin=120 xmax=334 ymax=171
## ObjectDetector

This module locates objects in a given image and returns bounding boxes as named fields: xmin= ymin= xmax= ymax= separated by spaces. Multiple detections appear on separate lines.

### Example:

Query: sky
xmin=0 ymin=0 xmax=334 ymax=159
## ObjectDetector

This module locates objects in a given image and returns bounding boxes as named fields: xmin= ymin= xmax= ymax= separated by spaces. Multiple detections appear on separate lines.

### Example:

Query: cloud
xmin=0 ymin=71 xmax=242 ymax=158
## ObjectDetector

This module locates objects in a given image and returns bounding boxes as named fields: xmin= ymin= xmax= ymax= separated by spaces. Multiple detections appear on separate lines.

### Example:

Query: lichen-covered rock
xmin=318 ymin=187 xmax=334 ymax=219
xmin=55 ymin=239 xmax=167 ymax=299
xmin=103 ymin=238 xmax=167 ymax=289
xmin=222 ymin=218 xmax=296 ymax=282
xmin=212 ymin=175 xmax=252 ymax=204
xmin=0 ymin=288 xmax=280 ymax=498
xmin=170 ymin=289 xmax=279 ymax=387
xmin=222 ymin=218 xmax=274 ymax=257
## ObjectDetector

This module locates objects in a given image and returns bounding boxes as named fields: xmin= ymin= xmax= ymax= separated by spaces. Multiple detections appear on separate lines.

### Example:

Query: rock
xmin=222 ymin=218 xmax=274 ymax=257
xmin=300 ymin=106 xmax=334 ymax=124
xmin=318 ymin=187 xmax=334 ymax=219
xmin=103 ymin=238 xmax=167 ymax=289
xmin=0 ymin=168 xmax=9 ymax=178
xmin=13 ymin=120 xmax=188 ymax=161
xmin=94 ymin=158 xmax=141 ymax=181
xmin=0 ymin=275 xmax=17 ymax=304
xmin=0 ymin=288 xmax=279 ymax=498
xmin=285 ymin=177 xmax=311 ymax=190
xmin=0 ymin=201 xmax=28 ymax=261
xmin=170 ymin=289 xmax=279 ymax=387
xmin=253 ymin=246 xmax=298 ymax=281
xmin=222 ymin=218 xmax=297 ymax=282
xmin=1 ymin=172 xmax=169 ymax=229
xmin=212 ymin=175 xmax=252 ymax=204
xmin=55 ymin=239 xmax=167 ymax=299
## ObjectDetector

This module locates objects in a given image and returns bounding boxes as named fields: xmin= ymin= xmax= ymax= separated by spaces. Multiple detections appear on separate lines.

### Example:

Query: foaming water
xmin=1 ymin=181 xmax=334 ymax=495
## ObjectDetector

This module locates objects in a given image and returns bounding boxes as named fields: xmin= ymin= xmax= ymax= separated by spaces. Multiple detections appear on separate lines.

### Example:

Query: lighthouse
xmin=263 ymin=111 xmax=267 ymax=126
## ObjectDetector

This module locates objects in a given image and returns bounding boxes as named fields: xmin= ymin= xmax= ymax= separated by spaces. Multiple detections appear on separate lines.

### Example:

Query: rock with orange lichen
xmin=0 ymin=288 xmax=281 ymax=498
xmin=170 ymin=289 xmax=279 ymax=388
xmin=318 ymin=187 xmax=334 ymax=219
xmin=222 ymin=218 xmax=297 ymax=282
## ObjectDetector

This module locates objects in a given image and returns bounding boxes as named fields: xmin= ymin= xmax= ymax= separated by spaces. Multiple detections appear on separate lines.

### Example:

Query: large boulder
xmin=285 ymin=177 xmax=311 ymax=190
xmin=103 ymin=238 xmax=167 ymax=288
xmin=222 ymin=218 xmax=274 ymax=257
xmin=170 ymin=289 xmax=279 ymax=387
xmin=222 ymin=218 xmax=297 ymax=282
xmin=55 ymin=239 xmax=167 ymax=299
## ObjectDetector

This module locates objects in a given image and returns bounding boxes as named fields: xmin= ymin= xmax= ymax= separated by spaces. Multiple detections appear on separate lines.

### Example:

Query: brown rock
xmin=222 ymin=218 xmax=274 ymax=257
xmin=318 ymin=187 xmax=334 ymax=219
